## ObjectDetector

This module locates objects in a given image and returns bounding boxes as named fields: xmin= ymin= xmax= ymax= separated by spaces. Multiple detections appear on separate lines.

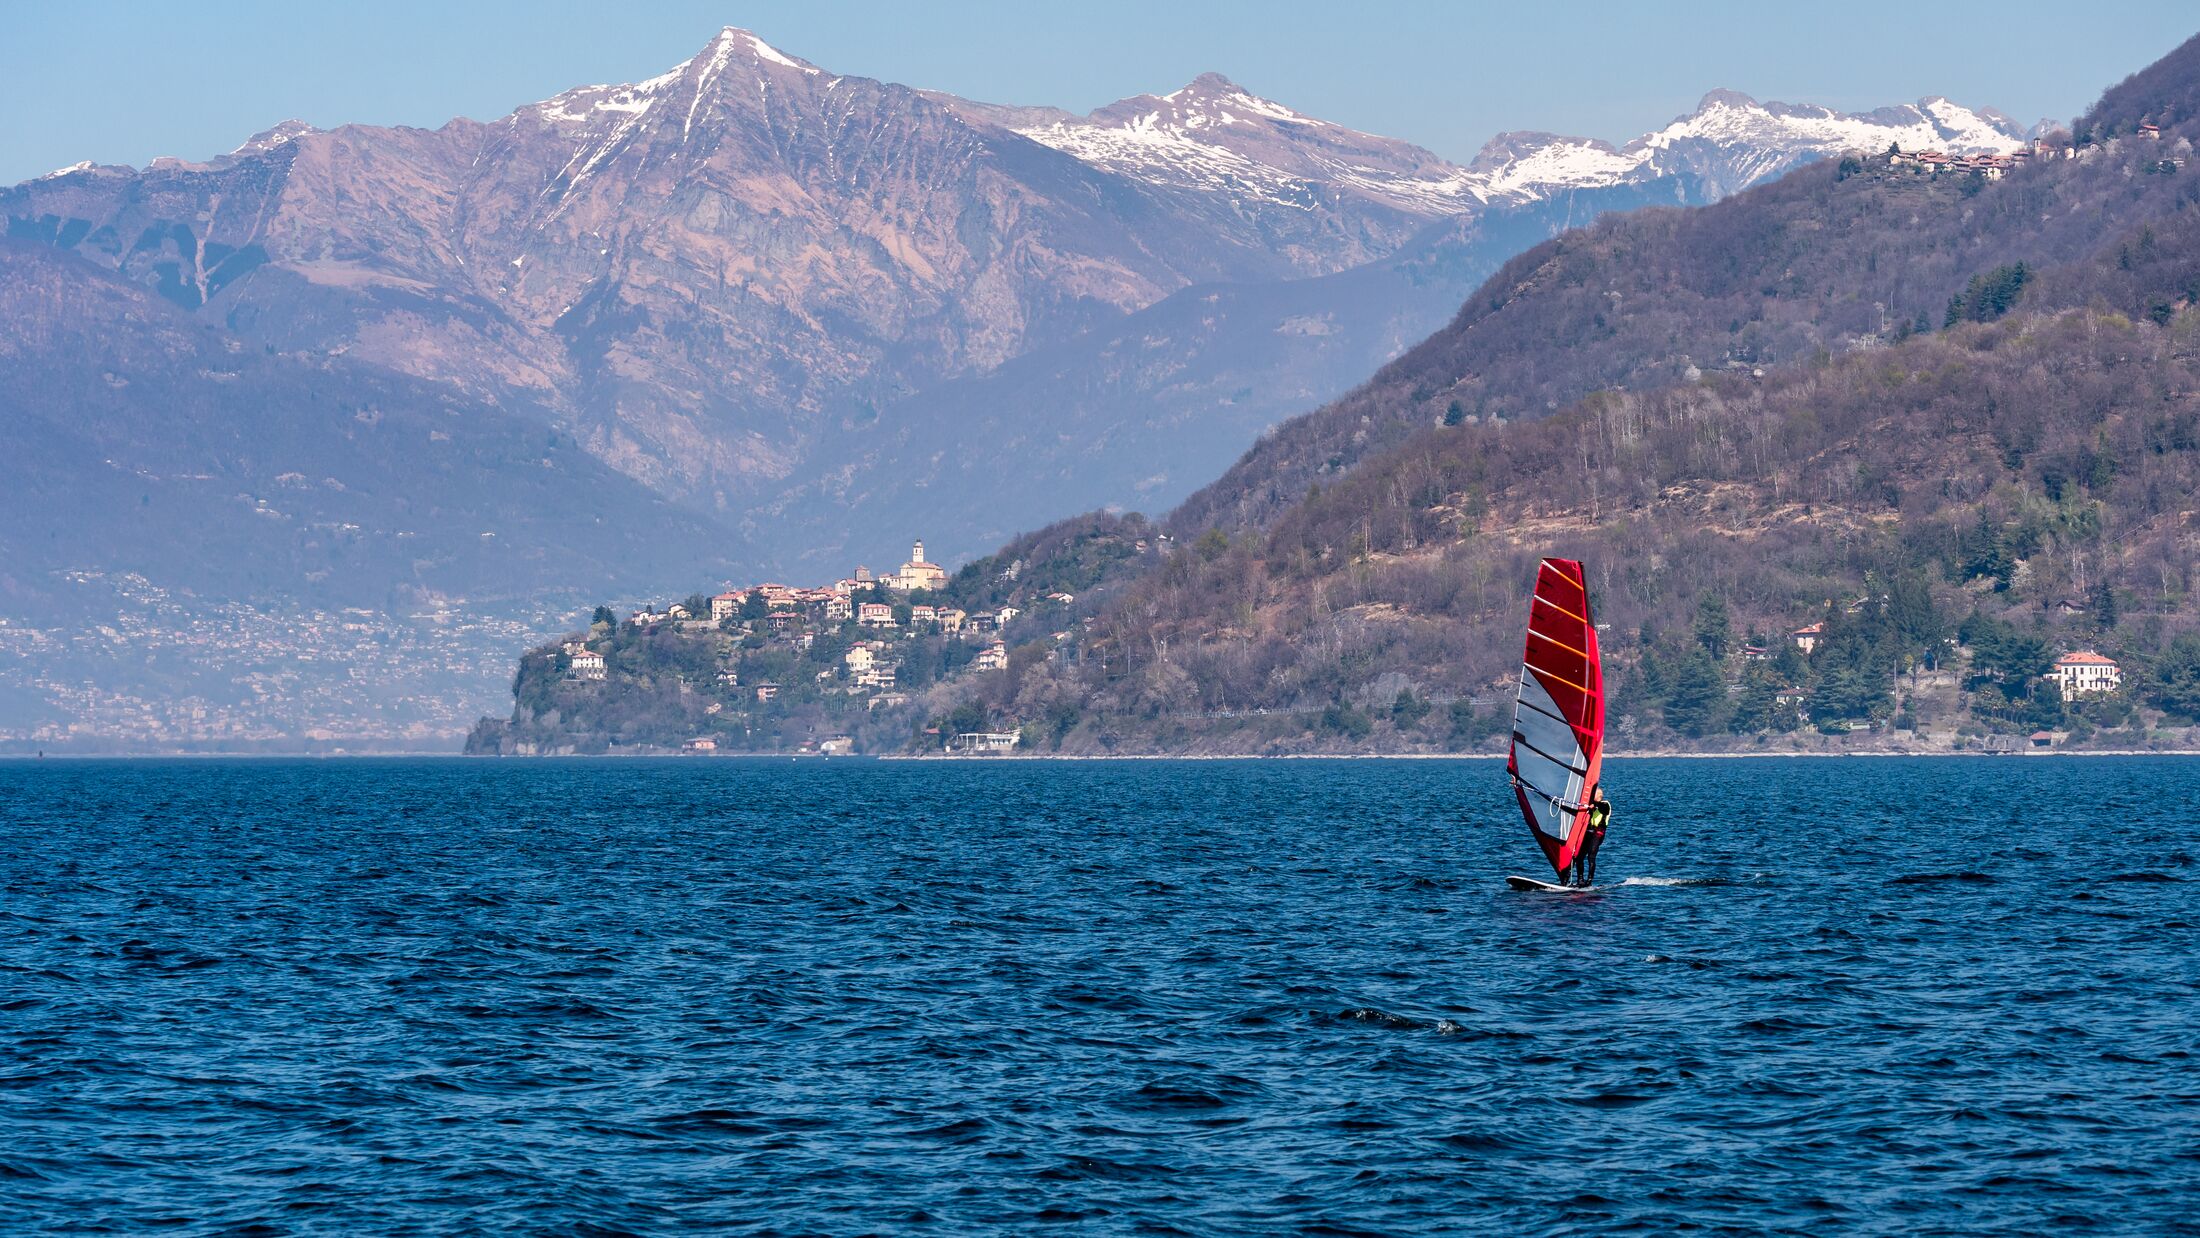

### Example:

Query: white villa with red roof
xmin=2048 ymin=651 xmax=2121 ymax=701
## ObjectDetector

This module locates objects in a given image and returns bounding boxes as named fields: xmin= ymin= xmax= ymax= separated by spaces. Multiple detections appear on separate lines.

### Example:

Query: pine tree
xmin=1693 ymin=593 xmax=1731 ymax=660
xmin=1662 ymin=648 xmax=1729 ymax=736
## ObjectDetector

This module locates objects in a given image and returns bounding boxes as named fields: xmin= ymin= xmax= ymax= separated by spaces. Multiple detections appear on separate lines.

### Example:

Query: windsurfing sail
xmin=1507 ymin=558 xmax=1605 ymax=879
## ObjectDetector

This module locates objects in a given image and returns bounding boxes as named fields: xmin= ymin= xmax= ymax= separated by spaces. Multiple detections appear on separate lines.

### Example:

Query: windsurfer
xmin=1571 ymin=791 xmax=1610 ymax=887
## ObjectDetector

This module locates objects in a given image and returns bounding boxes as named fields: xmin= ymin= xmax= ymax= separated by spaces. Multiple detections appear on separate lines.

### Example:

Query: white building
xmin=974 ymin=641 xmax=1009 ymax=671
xmin=568 ymin=650 xmax=606 ymax=680
xmin=949 ymin=731 xmax=1021 ymax=753
xmin=890 ymin=540 xmax=948 ymax=593
xmin=2049 ymin=651 xmax=2122 ymax=701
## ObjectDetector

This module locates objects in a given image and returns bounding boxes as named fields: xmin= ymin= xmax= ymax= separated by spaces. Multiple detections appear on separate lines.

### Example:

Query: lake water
xmin=2 ymin=757 xmax=2195 ymax=1234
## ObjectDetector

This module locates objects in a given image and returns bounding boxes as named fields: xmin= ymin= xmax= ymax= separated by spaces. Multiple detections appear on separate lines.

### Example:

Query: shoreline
xmin=10 ymin=748 xmax=2200 ymax=761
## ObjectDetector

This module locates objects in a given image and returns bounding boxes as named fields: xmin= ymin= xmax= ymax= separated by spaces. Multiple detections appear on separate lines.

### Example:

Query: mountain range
xmin=477 ymin=30 xmax=2200 ymax=758
xmin=1 ymin=27 xmax=2035 ymax=744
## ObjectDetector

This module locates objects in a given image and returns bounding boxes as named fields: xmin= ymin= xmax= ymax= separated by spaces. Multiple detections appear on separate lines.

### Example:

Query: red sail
xmin=1506 ymin=559 xmax=1606 ymax=877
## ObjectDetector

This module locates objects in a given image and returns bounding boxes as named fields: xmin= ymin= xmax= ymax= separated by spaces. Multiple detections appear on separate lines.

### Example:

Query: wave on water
xmin=1887 ymin=871 xmax=1996 ymax=886
xmin=1613 ymin=876 xmax=1734 ymax=888
xmin=1331 ymin=1007 xmax=1428 ymax=1031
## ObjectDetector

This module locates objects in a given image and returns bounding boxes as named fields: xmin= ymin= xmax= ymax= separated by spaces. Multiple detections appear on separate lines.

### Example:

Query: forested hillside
xmin=1035 ymin=307 xmax=2200 ymax=752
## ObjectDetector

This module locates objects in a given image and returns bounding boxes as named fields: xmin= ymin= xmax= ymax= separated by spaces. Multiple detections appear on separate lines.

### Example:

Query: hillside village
xmin=467 ymin=532 xmax=1139 ymax=756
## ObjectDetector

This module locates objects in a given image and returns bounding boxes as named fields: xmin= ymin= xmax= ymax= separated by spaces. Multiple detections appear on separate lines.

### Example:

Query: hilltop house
xmin=568 ymin=650 xmax=606 ymax=681
xmin=1791 ymin=623 xmax=1824 ymax=655
xmin=2048 ymin=651 xmax=2121 ymax=701
xmin=858 ymin=602 xmax=896 ymax=627
xmin=710 ymin=592 xmax=743 ymax=621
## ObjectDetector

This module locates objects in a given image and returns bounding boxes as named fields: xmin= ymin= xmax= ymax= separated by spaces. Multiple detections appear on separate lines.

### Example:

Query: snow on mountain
xmin=1628 ymin=91 xmax=2029 ymax=198
xmin=1010 ymin=81 xmax=2029 ymax=217
xmin=1004 ymin=73 xmax=1479 ymax=215
xmin=520 ymin=27 xmax=820 ymax=133
xmin=228 ymin=119 xmax=319 ymax=158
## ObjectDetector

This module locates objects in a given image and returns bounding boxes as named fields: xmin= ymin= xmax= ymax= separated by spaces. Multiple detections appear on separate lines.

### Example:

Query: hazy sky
xmin=5 ymin=1 xmax=2194 ymax=184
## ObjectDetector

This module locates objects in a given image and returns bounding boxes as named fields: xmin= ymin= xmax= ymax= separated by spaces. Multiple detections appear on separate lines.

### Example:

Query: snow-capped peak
xmin=1004 ymin=75 xmax=2030 ymax=224
xmin=527 ymin=27 xmax=821 ymax=127
xmin=1155 ymin=73 xmax=1310 ymax=125
xmin=229 ymin=119 xmax=318 ymax=158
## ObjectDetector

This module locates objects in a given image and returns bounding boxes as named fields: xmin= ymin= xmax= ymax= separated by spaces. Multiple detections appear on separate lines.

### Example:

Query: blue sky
xmin=4 ymin=1 xmax=2193 ymax=184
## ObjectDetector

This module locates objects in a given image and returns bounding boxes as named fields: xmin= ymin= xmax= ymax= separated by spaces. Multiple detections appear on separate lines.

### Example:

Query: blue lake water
xmin=2 ymin=756 xmax=2196 ymax=1235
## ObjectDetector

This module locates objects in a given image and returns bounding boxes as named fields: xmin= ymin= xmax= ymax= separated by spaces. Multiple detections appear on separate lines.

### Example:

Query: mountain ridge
xmin=2 ymin=26 xmax=2045 ymax=743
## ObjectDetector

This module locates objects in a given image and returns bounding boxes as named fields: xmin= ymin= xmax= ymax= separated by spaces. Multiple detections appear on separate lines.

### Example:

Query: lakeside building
xmin=949 ymin=731 xmax=1022 ymax=754
xmin=2049 ymin=651 xmax=2121 ymax=701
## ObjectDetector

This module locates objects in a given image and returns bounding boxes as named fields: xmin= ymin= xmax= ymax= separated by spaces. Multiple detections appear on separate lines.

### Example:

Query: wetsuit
xmin=1573 ymin=798 xmax=1610 ymax=887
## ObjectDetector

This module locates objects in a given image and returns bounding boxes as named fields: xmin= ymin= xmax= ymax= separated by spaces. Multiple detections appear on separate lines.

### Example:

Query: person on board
xmin=1571 ymin=790 xmax=1611 ymax=887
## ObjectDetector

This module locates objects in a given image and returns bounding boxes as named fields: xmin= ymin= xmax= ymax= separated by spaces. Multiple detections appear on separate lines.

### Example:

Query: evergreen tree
xmin=1728 ymin=665 xmax=1781 ymax=734
xmin=1692 ymin=593 xmax=1732 ymax=660
xmin=2090 ymin=575 xmax=2119 ymax=631
xmin=1662 ymin=648 xmax=1729 ymax=736
xmin=1886 ymin=570 xmax=1948 ymax=668
xmin=1391 ymin=689 xmax=1431 ymax=729
xmin=1806 ymin=605 xmax=1894 ymax=721
xmin=2147 ymin=634 xmax=2200 ymax=722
